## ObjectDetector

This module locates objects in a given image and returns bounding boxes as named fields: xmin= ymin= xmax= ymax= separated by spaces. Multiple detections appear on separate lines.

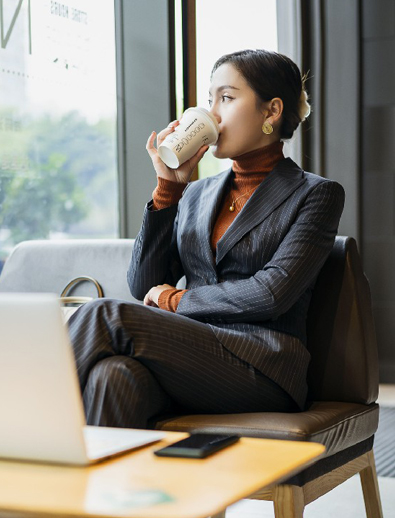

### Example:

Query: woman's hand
xmin=146 ymin=121 xmax=209 ymax=184
xmin=143 ymin=284 xmax=175 ymax=307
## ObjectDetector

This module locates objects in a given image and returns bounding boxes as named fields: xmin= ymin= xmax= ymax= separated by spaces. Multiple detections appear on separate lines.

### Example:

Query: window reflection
xmin=0 ymin=0 xmax=118 ymax=269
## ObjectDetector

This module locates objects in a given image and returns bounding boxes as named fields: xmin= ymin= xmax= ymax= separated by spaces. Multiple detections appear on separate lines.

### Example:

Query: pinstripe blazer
xmin=128 ymin=157 xmax=345 ymax=408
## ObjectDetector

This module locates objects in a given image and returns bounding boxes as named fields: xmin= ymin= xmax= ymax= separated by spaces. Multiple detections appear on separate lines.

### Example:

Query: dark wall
xmin=361 ymin=0 xmax=395 ymax=381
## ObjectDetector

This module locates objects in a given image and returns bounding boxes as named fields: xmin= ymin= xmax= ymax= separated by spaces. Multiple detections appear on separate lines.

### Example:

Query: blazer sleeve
xmin=176 ymin=180 xmax=345 ymax=323
xmin=127 ymin=201 xmax=184 ymax=300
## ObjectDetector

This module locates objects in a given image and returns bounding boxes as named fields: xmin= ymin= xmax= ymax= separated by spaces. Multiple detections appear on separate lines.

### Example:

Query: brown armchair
xmin=154 ymin=236 xmax=383 ymax=518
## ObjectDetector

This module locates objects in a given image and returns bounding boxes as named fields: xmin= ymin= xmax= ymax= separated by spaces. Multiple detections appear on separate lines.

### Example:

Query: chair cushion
xmin=155 ymin=402 xmax=379 ymax=458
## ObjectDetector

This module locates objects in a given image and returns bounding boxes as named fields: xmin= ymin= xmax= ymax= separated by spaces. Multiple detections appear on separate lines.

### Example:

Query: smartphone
xmin=153 ymin=433 xmax=240 ymax=459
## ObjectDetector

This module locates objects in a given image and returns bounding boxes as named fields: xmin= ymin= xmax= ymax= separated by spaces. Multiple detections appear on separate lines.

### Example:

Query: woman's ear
xmin=262 ymin=97 xmax=283 ymax=125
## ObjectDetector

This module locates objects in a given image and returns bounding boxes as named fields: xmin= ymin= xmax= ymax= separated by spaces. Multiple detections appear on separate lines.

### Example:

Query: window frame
xmin=115 ymin=0 xmax=176 ymax=238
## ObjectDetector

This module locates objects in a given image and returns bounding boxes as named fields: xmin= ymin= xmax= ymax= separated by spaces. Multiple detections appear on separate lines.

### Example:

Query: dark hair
xmin=211 ymin=49 xmax=305 ymax=139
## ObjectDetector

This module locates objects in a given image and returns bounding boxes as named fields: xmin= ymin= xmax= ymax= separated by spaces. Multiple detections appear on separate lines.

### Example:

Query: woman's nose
xmin=209 ymin=106 xmax=221 ymax=125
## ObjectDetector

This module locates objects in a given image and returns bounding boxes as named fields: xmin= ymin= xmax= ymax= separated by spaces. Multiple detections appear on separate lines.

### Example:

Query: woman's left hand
xmin=143 ymin=284 xmax=175 ymax=307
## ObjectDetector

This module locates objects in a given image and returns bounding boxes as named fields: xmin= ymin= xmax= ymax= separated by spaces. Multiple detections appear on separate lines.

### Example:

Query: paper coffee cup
xmin=158 ymin=107 xmax=219 ymax=169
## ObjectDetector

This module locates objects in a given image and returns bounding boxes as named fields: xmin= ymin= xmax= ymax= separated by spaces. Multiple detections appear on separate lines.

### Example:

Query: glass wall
xmin=0 ymin=0 xmax=118 ymax=272
xmin=195 ymin=0 xmax=278 ymax=178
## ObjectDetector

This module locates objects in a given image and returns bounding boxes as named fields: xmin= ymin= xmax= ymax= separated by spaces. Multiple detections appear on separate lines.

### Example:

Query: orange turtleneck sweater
xmin=152 ymin=141 xmax=285 ymax=312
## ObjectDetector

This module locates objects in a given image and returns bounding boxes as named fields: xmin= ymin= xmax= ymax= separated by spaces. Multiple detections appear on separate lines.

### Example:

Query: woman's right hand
xmin=146 ymin=121 xmax=209 ymax=184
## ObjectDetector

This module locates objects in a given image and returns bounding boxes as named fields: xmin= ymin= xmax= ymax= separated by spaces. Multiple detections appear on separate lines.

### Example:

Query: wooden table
xmin=0 ymin=432 xmax=325 ymax=518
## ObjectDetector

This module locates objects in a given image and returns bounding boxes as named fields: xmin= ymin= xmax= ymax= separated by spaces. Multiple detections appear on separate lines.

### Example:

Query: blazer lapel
xmin=194 ymin=168 xmax=233 ymax=275
xmin=216 ymin=158 xmax=306 ymax=264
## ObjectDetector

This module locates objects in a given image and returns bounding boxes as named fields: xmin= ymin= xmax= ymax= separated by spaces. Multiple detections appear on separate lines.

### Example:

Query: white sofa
xmin=0 ymin=239 xmax=139 ymax=303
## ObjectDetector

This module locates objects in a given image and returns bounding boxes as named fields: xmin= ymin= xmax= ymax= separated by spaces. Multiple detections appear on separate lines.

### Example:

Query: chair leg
xmin=360 ymin=450 xmax=383 ymax=518
xmin=273 ymin=485 xmax=304 ymax=518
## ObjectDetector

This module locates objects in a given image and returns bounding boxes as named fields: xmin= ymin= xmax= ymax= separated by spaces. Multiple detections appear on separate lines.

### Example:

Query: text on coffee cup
xmin=172 ymin=123 xmax=208 ymax=153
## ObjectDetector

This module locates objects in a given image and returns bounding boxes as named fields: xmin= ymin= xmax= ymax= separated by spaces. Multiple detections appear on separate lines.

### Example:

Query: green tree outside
xmin=0 ymin=110 xmax=118 ymax=265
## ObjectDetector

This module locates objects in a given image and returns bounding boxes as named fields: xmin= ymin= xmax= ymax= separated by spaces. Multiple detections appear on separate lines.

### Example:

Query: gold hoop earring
xmin=262 ymin=121 xmax=273 ymax=135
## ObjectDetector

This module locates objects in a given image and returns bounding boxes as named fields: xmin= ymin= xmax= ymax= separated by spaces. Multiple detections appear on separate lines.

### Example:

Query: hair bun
xmin=298 ymin=90 xmax=311 ymax=122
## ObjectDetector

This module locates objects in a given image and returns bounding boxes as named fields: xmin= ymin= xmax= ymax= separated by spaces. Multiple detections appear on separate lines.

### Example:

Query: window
xmin=0 ymin=0 xmax=118 ymax=270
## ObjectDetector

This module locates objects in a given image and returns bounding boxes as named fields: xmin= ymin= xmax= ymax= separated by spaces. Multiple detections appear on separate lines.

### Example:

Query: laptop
xmin=0 ymin=293 xmax=165 ymax=466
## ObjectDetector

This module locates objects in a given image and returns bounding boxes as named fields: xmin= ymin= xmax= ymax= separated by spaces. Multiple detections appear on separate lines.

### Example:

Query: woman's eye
xmin=208 ymin=95 xmax=233 ymax=107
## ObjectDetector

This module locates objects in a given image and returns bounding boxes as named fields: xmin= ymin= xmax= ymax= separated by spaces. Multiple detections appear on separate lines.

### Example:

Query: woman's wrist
xmin=152 ymin=177 xmax=187 ymax=210
xmin=158 ymin=288 xmax=188 ymax=312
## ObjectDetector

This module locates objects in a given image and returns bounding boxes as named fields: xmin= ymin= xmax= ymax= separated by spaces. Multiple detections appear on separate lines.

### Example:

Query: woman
xmin=69 ymin=49 xmax=345 ymax=428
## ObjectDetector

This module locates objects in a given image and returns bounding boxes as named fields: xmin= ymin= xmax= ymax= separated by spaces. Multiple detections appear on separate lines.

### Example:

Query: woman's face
xmin=208 ymin=63 xmax=272 ymax=159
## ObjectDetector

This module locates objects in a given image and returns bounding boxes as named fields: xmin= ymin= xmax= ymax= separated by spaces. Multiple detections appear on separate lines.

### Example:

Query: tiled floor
xmin=225 ymin=384 xmax=395 ymax=518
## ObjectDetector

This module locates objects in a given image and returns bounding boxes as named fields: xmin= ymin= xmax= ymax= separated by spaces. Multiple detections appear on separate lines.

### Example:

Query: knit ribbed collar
xmin=232 ymin=141 xmax=284 ymax=175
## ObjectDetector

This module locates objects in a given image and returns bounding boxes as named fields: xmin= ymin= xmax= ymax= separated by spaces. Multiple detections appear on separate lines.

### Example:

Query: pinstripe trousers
xmin=68 ymin=298 xmax=296 ymax=429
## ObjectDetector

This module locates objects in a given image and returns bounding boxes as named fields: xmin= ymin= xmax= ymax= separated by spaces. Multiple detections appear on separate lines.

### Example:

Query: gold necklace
xmin=229 ymin=186 xmax=256 ymax=212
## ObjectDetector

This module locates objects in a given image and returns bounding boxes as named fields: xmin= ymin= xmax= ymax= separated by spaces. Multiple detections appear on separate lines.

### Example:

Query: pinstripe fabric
xmin=128 ymin=158 xmax=345 ymax=408
xmin=69 ymin=300 xmax=294 ymax=428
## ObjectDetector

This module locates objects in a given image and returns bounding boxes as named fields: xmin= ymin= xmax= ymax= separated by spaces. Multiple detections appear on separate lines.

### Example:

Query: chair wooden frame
xmin=256 ymin=450 xmax=382 ymax=518
xmin=211 ymin=450 xmax=382 ymax=518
